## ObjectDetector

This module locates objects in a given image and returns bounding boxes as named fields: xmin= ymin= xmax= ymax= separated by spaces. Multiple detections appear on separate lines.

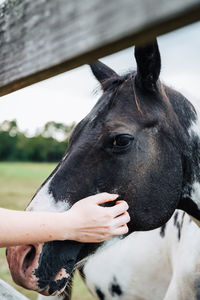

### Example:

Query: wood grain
xmin=0 ymin=0 xmax=200 ymax=96
xmin=0 ymin=279 xmax=29 ymax=299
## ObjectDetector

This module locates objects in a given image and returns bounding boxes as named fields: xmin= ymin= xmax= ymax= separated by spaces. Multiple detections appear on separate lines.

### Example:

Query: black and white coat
xmin=82 ymin=96 xmax=200 ymax=300
xmin=37 ymin=211 xmax=200 ymax=300
xmin=37 ymin=97 xmax=200 ymax=300
xmin=84 ymin=211 xmax=200 ymax=300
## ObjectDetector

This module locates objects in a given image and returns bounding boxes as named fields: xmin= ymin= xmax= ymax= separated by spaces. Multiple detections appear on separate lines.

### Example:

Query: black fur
xmin=95 ymin=287 xmax=105 ymax=300
xmin=90 ymin=60 xmax=118 ymax=90
xmin=160 ymin=224 xmax=166 ymax=238
xmin=109 ymin=277 xmax=123 ymax=296
xmin=34 ymin=241 xmax=83 ymax=293
xmin=135 ymin=40 xmax=161 ymax=92
xmin=194 ymin=279 xmax=200 ymax=300
xmin=173 ymin=211 xmax=185 ymax=240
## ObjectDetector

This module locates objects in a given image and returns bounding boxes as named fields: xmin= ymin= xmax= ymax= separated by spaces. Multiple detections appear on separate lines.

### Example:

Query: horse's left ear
xmin=90 ymin=60 xmax=118 ymax=90
xmin=135 ymin=39 xmax=161 ymax=92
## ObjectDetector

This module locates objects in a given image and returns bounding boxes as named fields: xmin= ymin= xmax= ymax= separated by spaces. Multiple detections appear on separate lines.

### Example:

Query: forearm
xmin=0 ymin=208 xmax=70 ymax=247
xmin=0 ymin=193 xmax=130 ymax=247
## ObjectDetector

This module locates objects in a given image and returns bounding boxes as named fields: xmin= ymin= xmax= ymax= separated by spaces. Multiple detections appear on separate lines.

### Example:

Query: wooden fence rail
xmin=0 ymin=279 xmax=29 ymax=300
xmin=0 ymin=0 xmax=200 ymax=96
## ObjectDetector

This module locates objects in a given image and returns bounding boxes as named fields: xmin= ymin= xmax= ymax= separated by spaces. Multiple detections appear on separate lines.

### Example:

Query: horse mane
xmin=98 ymin=71 xmax=143 ymax=113
xmin=99 ymin=70 xmax=166 ymax=115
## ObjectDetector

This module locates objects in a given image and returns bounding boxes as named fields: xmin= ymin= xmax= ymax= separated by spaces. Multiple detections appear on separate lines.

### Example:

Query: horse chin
xmin=39 ymin=268 xmax=70 ymax=296
xmin=40 ymin=288 xmax=65 ymax=297
xmin=40 ymin=286 xmax=66 ymax=297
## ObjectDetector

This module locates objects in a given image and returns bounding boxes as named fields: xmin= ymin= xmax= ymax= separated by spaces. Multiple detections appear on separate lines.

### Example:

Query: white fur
xmin=188 ymin=95 xmax=200 ymax=138
xmin=187 ymin=98 xmax=200 ymax=210
xmin=27 ymin=180 xmax=69 ymax=212
xmin=84 ymin=211 xmax=200 ymax=300
xmin=84 ymin=219 xmax=173 ymax=300
xmin=191 ymin=181 xmax=200 ymax=210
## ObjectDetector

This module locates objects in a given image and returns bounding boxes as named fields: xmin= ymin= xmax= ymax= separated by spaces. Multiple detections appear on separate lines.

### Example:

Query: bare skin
xmin=0 ymin=193 xmax=130 ymax=247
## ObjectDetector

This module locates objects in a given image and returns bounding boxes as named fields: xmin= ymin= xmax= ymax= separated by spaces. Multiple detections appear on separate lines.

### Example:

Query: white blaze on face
xmin=27 ymin=179 xmax=69 ymax=212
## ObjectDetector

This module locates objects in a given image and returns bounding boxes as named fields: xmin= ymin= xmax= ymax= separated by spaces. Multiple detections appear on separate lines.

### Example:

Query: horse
xmin=6 ymin=39 xmax=200 ymax=297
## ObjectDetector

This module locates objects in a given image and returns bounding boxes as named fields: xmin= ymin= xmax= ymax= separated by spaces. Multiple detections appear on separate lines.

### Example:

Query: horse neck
xmin=176 ymin=95 xmax=200 ymax=223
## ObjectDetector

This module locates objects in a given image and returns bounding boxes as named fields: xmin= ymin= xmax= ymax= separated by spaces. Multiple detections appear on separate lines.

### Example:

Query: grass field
xmin=0 ymin=162 xmax=94 ymax=300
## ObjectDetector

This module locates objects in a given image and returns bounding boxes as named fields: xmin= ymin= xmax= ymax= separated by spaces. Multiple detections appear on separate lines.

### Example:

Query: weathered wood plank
xmin=0 ymin=279 xmax=29 ymax=299
xmin=0 ymin=0 xmax=200 ymax=96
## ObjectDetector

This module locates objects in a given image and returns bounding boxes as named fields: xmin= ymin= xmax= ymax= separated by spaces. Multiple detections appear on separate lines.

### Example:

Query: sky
xmin=0 ymin=21 xmax=199 ymax=135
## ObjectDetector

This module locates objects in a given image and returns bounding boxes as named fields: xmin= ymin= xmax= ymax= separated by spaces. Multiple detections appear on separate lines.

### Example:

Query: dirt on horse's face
xmin=7 ymin=40 xmax=197 ymax=296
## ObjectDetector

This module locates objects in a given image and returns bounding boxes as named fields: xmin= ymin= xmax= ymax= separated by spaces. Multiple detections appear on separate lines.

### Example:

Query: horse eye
xmin=113 ymin=134 xmax=133 ymax=147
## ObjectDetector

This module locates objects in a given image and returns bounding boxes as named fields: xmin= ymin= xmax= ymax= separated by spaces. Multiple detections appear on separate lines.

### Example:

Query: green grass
xmin=0 ymin=162 xmax=94 ymax=300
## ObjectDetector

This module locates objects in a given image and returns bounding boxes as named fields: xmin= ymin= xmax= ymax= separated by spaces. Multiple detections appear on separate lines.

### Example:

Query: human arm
xmin=0 ymin=193 xmax=130 ymax=247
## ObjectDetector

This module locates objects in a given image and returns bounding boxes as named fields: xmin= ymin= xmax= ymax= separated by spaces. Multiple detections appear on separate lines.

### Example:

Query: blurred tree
xmin=42 ymin=121 xmax=75 ymax=141
xmin=0 ymin=120 xmax=75 ymax=162
xmin=0 ymin=119 xmax=18 ymax=136
xmin=0 ymin=131 xmax=17 ymax=160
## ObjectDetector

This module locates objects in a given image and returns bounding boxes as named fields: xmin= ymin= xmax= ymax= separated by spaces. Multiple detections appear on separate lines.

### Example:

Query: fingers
xmin=112 ymin=211 xmax=130 ymax=228
xmin=109 ymin=200 xmax=129 ymax=217
xmin=81 ymin=224 xmax=129 ymax=243
xmin=113 ymin=224 xmax=129 ymax=236
xmin=85 ymin=192 xmax=119 ymax=204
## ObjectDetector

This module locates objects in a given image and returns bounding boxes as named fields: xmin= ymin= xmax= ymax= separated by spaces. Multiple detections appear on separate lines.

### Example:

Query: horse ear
xmin=90 ymin=60 xmax=118 ymax=89
xmin=135 ymin=40 xmax=161 ymax=92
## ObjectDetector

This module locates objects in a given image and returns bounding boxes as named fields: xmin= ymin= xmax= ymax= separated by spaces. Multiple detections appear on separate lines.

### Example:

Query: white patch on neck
xmin=188 ymin=95 xmax=200 ymax=138
xmin=187 ymin=97 xmax=200 ymax=209
xmin=188 ymin=118 xmax=200 ymax=139
xmin=84 ymin=229 xmax=171 ymax=300
xmin=27 ymin=180 xmax=69 ymax=212
xmin=191 ymin=181 xmax=200 ymax=210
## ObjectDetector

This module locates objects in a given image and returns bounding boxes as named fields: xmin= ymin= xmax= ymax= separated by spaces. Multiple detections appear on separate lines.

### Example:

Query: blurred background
xmin=0 ymin=21 xmax=199 ymax=299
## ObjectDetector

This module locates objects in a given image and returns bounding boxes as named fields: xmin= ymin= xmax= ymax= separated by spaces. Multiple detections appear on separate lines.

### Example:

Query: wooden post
xmin=0 ymin=0 xmax=199 ymax=96
xmin=0 ymin=279 xmax=29 ymax=299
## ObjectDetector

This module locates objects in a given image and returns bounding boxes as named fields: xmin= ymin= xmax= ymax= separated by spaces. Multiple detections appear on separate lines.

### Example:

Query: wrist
xmin=56 ymin=210 xmax=79 ymax=241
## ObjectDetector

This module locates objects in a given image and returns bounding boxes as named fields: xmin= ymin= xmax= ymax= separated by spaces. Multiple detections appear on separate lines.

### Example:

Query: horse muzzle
xmin=6 ymin=243 xmax=70 ymax=296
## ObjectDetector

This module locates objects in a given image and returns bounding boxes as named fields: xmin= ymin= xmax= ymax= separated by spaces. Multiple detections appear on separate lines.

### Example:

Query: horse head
xmin=7 ymin=40 xmax=200 ymax=296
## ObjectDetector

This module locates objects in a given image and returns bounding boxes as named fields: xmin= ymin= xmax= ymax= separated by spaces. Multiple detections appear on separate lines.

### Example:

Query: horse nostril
xmin=22 ymin=245 xmax=36 ymax=273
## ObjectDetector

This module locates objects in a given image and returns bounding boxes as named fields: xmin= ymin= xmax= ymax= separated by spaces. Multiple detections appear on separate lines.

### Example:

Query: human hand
xmin=60 ymin=193 xmax=130 ymax=243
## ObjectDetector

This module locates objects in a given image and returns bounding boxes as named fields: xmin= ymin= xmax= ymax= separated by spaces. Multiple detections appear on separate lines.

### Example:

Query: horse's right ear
xmin=135 ymin=40 xmax=161 ymax=92
xmin=90 ymin=61 xmax=118 ymax=89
